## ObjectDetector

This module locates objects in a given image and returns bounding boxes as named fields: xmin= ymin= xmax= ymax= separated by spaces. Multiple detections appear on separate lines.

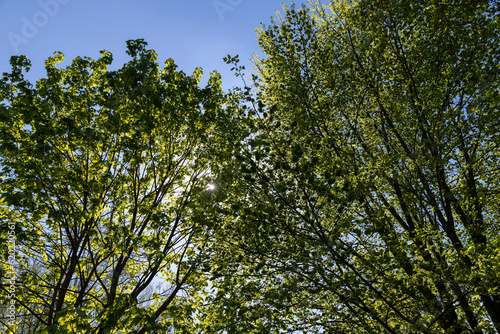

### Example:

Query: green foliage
xmin=197 ymin=1 xmax=500 ymax=333
xmin=1 ymin=1 xmax=500 ymax=333
xmin=0 ymin=39 xmax=226 ymax=333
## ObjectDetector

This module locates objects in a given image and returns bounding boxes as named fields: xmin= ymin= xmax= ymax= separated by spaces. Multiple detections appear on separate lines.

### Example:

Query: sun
xmin=207 ymin=183 xmax=216 ymax=191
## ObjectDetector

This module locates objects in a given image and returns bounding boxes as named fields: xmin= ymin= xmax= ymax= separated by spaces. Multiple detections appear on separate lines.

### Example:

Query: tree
xmin=198 ymin=1 xmax=500 ymax=333
xmin=0 ymin=39 xmax=226 ymax=333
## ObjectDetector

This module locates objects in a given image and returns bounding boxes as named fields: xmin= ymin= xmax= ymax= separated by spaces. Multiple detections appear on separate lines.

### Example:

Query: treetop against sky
xmin=0 ymin=0 xmax=294 ymax=90
xmin=1 ymin=0 xmax=500 ymax=333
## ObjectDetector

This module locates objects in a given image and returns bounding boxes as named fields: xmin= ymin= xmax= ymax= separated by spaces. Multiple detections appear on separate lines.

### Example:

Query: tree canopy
xmin=0 ymin=39 xmax=226 ymax=333
xmin=196 ymin=0 xmax=500 ymax=333
xmin=1 ymin=0 xmax=500 ymax=333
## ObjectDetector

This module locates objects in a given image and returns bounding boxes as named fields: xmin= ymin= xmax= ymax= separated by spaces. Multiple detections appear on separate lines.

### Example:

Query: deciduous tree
xmin=200 ymin=1 xmax=500 ymax=333
xmin=0 ymin=39 xmax=225 ymax=333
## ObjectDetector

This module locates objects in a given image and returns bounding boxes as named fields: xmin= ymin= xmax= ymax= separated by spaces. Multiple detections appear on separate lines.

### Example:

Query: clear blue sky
xmin=0 ymin=0 xmax=295 ymax=89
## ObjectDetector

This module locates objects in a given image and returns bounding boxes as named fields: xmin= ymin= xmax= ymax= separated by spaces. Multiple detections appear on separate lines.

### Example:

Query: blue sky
xmin=0 ymin=0 xmax=295 ymax=89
